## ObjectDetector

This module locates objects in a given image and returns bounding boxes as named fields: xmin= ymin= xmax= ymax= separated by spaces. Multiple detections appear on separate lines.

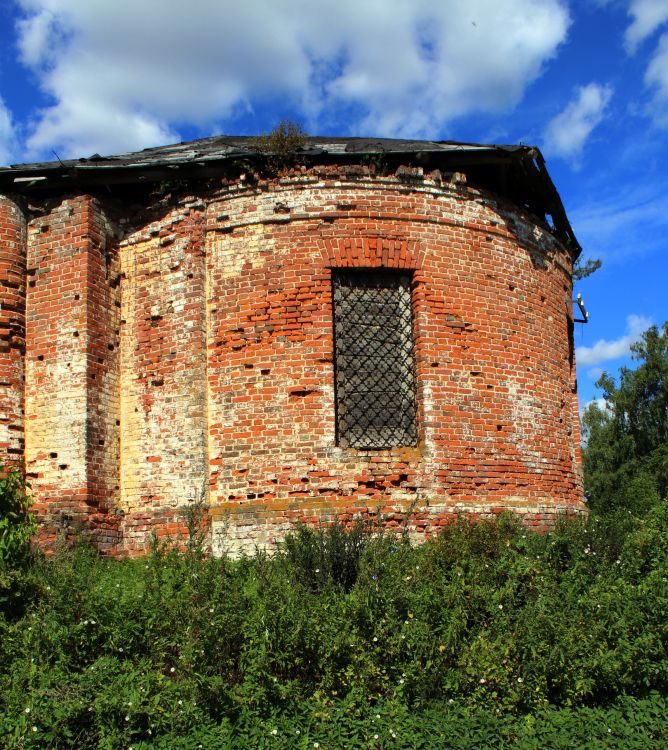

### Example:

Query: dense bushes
xmin=0 ymin=466 xmax=36 ymax=619
xmin=1 ymin=507 xmax=666 ymax=748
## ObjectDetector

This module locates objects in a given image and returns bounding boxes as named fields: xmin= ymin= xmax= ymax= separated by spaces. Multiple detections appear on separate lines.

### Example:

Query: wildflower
xmin=375 ymin=714 xmax=380 ymax=719
xmin=118 ymin=647 xmax=123 ymax=652
xmin=373 ymin=636 xmax=378 ymax=642
xmin=271 ymin=728 xmax=278 ymax=735
xmin=498 ymin=604 xmax=503 ymax=610
xmin=209 ymin=608 xmax=214 ymax=613
xmin=83 ymin=620 xmax=89 ymax=625
xmin=24 ymin=707 xmax=30 ymax=714
xmin=405 ymin=575 xmax=411 ymax=581
xmin=399 ymin=678 xmax=405 ymax=684
xmin=32 ymin=726 xmax=38 ymax=732
xmin=296 ymin=729 xmax=301 ymax=735
xmin=313 ymin=743 xmax=320 ymax=748
xmin=374 ymin=734 xmax=379 ymax=739
xmin=178 ymin=700 xmax=183 ymax=705
xmin=479 ymin=678 xmax=486 ymax=684
xmin=170 ymin=667 xmax=176 ymax=673
xmin=315 ymin=568 xmax=320 ymax=573
xmin=391 ymin=732 xmax=397 ymax=739
xmin=127 ymin=702 xmax=132 ymax=707
xmin=125 ymin=715 xmax=130 ymax=722
xmin=517 ymin=677 xmax=523 ymax=683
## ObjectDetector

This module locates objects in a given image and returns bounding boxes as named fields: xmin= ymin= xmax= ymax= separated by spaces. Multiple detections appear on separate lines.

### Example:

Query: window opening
xmin=332 ymin=269 xmax=418 ymax=448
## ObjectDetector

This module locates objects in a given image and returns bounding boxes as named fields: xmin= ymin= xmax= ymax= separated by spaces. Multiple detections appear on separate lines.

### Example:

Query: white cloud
xmin=643 ymin=31 xmax=668 ymax=121
xmin=576 ymin=314 xmax=652 ymax=366
xmin=625 ymin=0 xmax=668 ymax=52
xmin=622 ymin=1 xmax=668 ymax=124
xmin=543 ymin=83 xmax=612 ymax=161
xmin=0 ymin=97 xmax=17 ymax=166
xmin=14 ymin=0 xmax=570 ymax=159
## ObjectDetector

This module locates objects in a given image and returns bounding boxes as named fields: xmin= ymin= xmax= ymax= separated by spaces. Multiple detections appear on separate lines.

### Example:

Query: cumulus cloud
xmin=625 ymin=0 xmax=668 ymax=52
xmin=543 ymin=83 xmax=612 ymax=160
xmin=14 ymin=0 xmax=570 ymax=159
xmin=622 ymin=1 xmax=668 ymax=123
xmin=0 ymin=97 xmax=17 ymax=166
xmin=576 ymin=314 xmax=652 ymax=366
xmin=643 ymin=31 xmax=668 ymax=121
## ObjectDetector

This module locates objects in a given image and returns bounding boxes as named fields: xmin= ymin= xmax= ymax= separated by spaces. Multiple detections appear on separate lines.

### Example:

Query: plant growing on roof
xmin=251 ymin=119 xmax=308 ymax=173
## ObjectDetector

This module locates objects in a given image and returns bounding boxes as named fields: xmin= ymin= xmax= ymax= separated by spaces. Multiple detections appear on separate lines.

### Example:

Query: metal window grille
xmin=332 ymin=270 xmax=418 ymax=448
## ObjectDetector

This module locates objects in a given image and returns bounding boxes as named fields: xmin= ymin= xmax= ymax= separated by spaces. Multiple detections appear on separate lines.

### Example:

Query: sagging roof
xmin=0 ymin=135 xmax=580 ymax=256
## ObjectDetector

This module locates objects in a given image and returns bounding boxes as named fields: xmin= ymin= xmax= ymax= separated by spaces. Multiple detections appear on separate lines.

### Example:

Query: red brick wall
xmin=3 ymin=168 xmax=585 ymax=553
xmin=202 ymin=173 xmax=583 ymax=552
xmin=0 ymin=195 xmax=26 ymax=462
xmin=118 ymin=198 xmax=209 ymax=551
xmin=24 ymin=195 xmax=120 ymax=548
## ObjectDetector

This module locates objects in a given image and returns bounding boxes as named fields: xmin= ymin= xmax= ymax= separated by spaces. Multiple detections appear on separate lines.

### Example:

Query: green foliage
xmin=0 ymin=466 xmax=35 ymax=569
xmin=582 ymin=321 xmax=668 ymax=515
xmin=0 ymin=466 xmax=37 ymax=618
xmin=1 ymin=511 xmax=667 ymax=746
xmin=573 ymin=257 xmax=602 ymax=281
xmin=251 ymin=120 xmax=307 ymax=172
xmin=281 ymin=519 xmax=370 ymax=592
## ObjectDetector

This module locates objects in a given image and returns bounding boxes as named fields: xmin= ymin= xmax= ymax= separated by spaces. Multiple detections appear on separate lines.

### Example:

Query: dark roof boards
xmin=0 ymin=135 xmax=580 ymax=256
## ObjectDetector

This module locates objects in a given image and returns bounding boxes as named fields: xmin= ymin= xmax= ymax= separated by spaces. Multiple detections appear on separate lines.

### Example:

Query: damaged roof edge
xmin=0 ymin=135 xmax=581 ymax=258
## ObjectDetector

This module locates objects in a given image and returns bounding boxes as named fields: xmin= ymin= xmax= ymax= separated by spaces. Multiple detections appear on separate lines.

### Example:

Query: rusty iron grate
xmin=332 ymin=270 xmax=418 ymax=449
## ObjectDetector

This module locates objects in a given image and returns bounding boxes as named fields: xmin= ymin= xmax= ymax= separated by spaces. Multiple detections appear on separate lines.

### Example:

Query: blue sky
xmin=0 ymin=0 xmax=666 ymax=412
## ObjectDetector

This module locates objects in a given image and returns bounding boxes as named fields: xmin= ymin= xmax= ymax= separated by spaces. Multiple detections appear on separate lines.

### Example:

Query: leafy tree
xmin=582 ymin=322 xmax=668 ymax=515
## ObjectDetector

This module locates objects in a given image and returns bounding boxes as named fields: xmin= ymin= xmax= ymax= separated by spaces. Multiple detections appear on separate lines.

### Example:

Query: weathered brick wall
xmin=0 ymin=195 xmax=26 ymax=462
xmin=24 ymin=195 xmax=120 ymax=548
xmin=2 ymin=167 xmax=585 ymax=553
xmin=202 ymin=171 xmax=583 ymax=552
xmin=119 ymin=198 xmax=209 ymax=551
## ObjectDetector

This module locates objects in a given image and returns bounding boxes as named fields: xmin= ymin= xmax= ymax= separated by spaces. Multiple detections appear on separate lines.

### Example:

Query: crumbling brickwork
xmin=0 ymin=195 xmax=26 ymax=461
xmin=0 ymin=138 xmax=585 ymax=554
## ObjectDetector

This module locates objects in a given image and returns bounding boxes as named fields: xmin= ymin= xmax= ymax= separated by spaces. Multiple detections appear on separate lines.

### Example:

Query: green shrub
xmin=0 ymin=466 xmax=37 ymax=618
xmin=0 ymin=466 xmax=35 ymax=569
xmin=1 ymin=512 xmax=666 ymax=747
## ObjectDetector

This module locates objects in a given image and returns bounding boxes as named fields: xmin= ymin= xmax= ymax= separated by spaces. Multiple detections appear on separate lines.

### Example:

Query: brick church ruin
xmin=0 ymin=136 xmax=585 ymax=553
